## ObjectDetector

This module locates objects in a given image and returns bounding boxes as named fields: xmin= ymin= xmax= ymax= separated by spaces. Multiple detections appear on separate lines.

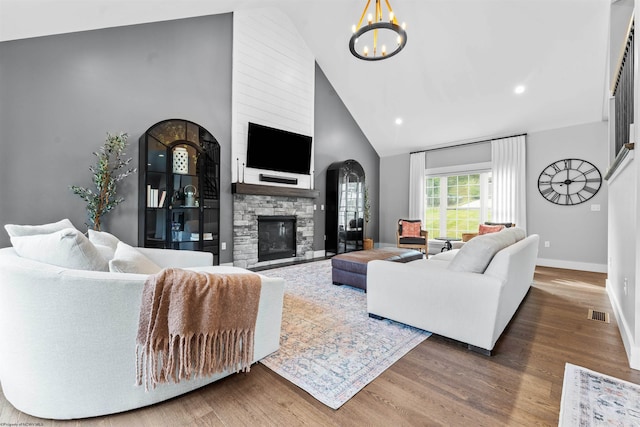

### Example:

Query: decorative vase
xmin=363 ymin=238 xmax=374 ymax=250
xmin=173 ymin=147 xmax=189 ymax=174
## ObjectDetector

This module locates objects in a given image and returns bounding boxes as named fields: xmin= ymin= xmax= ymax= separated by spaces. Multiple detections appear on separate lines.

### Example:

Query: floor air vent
xmin=587 ymin=309 xmax=610 ymax=323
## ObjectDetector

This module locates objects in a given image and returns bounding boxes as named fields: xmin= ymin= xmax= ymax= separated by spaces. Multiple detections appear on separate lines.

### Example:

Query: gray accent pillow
xmin=448 ymin=230 xmax=517 ymax=273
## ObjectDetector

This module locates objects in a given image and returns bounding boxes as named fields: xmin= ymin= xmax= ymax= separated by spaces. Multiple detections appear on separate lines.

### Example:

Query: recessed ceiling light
xmin=514 ymin=85 xmax=526 ymax=95
xmin=395 ymin=118 xmax=403 ymax=125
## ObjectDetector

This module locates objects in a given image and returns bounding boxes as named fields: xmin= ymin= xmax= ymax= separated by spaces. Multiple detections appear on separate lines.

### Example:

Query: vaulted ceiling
xmin=0 ymin=0 xmax=611 ymax=157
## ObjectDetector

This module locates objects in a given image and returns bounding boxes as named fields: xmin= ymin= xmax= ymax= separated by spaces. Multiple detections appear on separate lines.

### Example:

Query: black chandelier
xmin=349 ymin=0 xmax=407 ymax=61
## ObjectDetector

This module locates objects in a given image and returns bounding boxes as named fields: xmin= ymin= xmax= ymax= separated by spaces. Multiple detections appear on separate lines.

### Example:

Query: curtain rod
xmin=410 ymin=132 xmax=527 ymax=155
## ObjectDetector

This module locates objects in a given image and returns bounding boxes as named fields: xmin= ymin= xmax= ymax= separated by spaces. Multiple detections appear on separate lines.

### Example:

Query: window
xmin=424 ymin=171 xmax=492 ymax=239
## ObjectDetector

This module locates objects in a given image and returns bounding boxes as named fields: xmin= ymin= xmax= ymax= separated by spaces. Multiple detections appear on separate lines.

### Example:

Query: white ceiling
xmin=0 ymin=0 xmax=611 ymax=157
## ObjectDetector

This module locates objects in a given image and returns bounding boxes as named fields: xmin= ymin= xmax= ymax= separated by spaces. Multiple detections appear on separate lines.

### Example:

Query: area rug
xmin=258 ymin=260 xmax=431 ymax=409
xmin=559 ymin=363 xmax=640 ymax=426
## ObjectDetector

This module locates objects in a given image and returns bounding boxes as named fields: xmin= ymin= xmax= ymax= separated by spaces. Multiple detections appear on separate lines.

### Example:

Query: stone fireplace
xmin=232 ymin=183 xmax=318 ymax=269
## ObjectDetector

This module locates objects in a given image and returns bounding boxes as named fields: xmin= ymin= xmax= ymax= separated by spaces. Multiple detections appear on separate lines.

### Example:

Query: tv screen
xmin=246 ymin=122 xmax=312 ymax=175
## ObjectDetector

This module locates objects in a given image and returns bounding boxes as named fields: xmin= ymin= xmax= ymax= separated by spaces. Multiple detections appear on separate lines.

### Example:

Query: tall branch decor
xmin=363 ymin=184 xmax=373 ymax=249
xmin=70 ymin=132 xmax=136 ymax=231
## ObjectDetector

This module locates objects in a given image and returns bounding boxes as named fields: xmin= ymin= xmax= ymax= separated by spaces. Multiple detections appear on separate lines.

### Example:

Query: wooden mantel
xmin=232 ymin=183 xmax=320 ymax=199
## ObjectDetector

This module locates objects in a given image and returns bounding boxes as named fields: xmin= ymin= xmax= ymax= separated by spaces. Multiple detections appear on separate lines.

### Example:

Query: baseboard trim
xmin=606 ymin=279 xmax=640 ymax=370
xmin=536 ymin=258 xmax=607 ymax=273
xmin=313 ymin=250 xmax=327 ymax=259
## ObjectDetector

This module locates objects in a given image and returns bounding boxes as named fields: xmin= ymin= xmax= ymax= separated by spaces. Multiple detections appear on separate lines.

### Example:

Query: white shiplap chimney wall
xmin=232 ymin=8 xmax=315 ymax=189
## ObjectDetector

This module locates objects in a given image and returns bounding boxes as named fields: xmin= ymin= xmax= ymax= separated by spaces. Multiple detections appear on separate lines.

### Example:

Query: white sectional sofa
xmin=367 ymin=228 xmax=539 ymax=354
xmin=0 ymin=221 xmax=284 ymax=420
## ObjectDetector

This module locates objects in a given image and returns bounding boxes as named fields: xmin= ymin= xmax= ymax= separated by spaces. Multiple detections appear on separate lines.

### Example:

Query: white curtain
xmin=491 ymin=135 xmax=527 ymax=232
xmin=409 ymin=152 xmax=426 ymax=221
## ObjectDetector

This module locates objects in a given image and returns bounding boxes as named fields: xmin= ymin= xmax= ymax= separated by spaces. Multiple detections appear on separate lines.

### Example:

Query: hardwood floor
xmin=1 ymin=266 xmax=639 ymax=426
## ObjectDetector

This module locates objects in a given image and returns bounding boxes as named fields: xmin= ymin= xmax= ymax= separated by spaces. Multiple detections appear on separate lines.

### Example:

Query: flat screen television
xmin=246 ymin=122 xmax=312 ymax=175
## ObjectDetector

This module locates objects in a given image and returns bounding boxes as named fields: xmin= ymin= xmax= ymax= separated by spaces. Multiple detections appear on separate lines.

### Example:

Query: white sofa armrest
xmin=136 ymin=247 xmax=213 ymax=268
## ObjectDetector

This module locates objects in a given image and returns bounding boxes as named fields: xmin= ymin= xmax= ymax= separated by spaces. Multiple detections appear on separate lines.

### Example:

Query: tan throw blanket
xmin=136 ymin=268 xmax=262 ymax=390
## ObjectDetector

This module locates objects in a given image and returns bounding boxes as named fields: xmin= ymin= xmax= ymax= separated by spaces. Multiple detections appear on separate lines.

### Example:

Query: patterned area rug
xmin=559 ymin=363 xmax=640 ymax=426
xmin=258 ymin=260 xmax=431 ymax=409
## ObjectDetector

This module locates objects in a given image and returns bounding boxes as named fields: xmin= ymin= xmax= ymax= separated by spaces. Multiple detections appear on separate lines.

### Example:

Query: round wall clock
xmin=537 ymin=158 xmax=602 ymax=205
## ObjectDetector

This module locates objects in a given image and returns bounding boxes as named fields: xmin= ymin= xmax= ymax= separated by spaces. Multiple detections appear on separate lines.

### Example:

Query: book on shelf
xmin=146 ymin=186 xmax=167 ymax=208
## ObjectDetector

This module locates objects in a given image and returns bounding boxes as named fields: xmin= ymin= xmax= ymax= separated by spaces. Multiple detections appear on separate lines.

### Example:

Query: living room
xmin=1 ymin=0 xmax=640 ymax=425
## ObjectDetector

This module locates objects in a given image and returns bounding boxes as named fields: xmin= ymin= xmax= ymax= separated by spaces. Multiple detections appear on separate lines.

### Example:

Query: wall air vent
xmin=587 ymin=309 xmax=610 ymax=323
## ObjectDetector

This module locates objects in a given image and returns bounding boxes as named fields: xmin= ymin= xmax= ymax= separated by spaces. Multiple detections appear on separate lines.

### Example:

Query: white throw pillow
xmin=109 ymin=242 xmax=162 ymax=274
xmin=88 ymin=229 xmax=120 ymax=260
xmin=10 ymin=227 xmax=109 ymax=271
xmin=4 ymin=218 xmax=75 ymax=237
xmin=448 ymin=230 xmax=517 ymax=274
xmin=502 ymin=227 xmax=526 ymax=242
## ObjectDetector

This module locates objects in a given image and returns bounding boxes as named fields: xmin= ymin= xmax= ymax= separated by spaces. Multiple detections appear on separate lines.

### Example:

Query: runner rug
xmin=258 ymin=259 xmax=431 ymax=409
xmin=559 ymin=363 xmax=640 ymax=426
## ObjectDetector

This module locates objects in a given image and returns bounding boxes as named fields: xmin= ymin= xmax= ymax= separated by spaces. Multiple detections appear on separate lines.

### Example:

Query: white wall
xmin=607 ymin=150 xmax=638 ymax=368
xmin=231 ymin=8 xmax=315 ymax=189
xmin=607 ymin=0 xmax=640 ymax=370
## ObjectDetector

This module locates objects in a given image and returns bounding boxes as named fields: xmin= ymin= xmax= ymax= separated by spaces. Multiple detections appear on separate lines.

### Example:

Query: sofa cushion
xmin=447 ymin=229 xmax=517 ymax=273
xmin=109 ymin=241 xmax=162 ymax=274
xmin=4 ymin=218 xmax=75 ymax=237
xmin=503 ymin=227 xmax=526 ymax=242
xmin=10 ymin=227 xmax=108 ymax=271
xmin=88 ymin=229 xmax=120 ymax=260
xmin=398 ymin=236 xmax=426 ymax=245
xmin=429 ymin=249 xmax=458 ymax=262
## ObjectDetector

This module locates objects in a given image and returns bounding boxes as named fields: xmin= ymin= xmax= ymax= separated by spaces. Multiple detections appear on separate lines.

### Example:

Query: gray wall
xmin=313 ymin=64 xmax=380 ymax=249
xmin=0 ymin=15 xmax=379 ymax=261
xmin=380 ymin=120 xmax=609 ymax=271
xmin=527 ymin=121 xmax=608 ymax=271
xmin=0 ymin=14 xmax=234 ymax=253
xmin=425 ymin=141 xmax=491 ymax=169
xmin=380 ymin=153 xmax=410 ymax=245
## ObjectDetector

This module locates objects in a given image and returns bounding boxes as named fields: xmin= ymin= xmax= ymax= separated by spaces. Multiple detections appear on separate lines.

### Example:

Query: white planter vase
xmin=173 ymin=147 xmax=189 ymax=174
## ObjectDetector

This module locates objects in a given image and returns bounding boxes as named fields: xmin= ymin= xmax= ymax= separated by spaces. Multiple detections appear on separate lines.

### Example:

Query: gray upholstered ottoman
xmin=331 ymin=247 xmax=424 ymax=292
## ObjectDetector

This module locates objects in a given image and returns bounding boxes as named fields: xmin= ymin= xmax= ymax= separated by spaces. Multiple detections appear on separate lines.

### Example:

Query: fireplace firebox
xmin=257 ymin=215 xmax=297 ymax=262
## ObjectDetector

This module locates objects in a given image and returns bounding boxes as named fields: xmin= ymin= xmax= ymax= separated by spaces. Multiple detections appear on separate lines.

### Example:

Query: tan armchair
xmin=462 ymin=222 xmax=515 ymax=242
xmin=396 ymin=219 xmax=428 ymax=253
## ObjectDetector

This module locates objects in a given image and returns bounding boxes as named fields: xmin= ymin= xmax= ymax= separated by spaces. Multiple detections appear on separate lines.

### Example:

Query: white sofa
xmin=0 ymin=246 xmax=284 ymax=419
xmin=367 ymin=228 xmax=539 ymax=354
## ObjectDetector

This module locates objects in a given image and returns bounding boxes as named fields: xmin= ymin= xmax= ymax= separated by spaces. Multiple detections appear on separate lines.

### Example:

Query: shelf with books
xmin=138 ymin=119 xmax=221 ymax=264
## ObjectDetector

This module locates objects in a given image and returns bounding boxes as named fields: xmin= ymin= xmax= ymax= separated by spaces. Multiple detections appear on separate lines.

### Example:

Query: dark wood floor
xmin=2 ymin=266 xmax=639 ymax=426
